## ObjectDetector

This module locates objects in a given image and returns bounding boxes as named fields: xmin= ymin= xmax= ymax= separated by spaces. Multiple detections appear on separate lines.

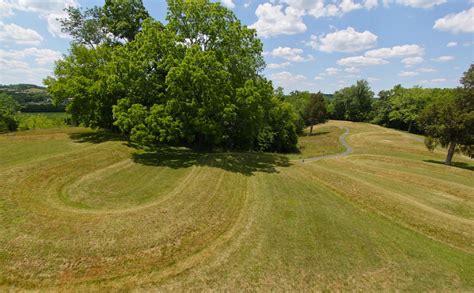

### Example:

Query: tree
xmin=303 ymin=92 xmax=328 ymax=135
xmin=418 ymin=65 xmax=474 ymax=165
xmin=0 ymin=93 xmax=19 ymax=133
xmin=331 ymin=80 xmax=373 ymax=122
xmin=51 ymin=0 xmax=299 ymax=152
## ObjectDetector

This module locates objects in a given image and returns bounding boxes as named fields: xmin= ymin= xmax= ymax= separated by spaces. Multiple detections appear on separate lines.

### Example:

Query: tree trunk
xmin=309 ymin=125 xmax=313 ymax=136
xmin=408 ymin=120 xmax=413 ymax=133
xmin=445 ymin=142 xmax=456 ymax=166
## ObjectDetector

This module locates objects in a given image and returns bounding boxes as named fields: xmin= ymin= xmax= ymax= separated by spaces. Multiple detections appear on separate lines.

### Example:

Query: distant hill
xmin=0 ymin=84 xmax=65 ymax=112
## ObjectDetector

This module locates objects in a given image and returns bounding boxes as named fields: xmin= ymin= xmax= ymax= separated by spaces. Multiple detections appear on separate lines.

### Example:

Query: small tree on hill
xmin=418 ymin=64 xmax=474 ymax=165
xmin=303 ymin=92 xmax=328 ymax=135
xmin=0 ymin=93 xmax=19 ymax=133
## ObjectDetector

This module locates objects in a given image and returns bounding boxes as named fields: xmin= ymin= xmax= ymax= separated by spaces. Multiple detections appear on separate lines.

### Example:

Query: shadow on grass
xmin=304 ymin=131 xmax=330 ymax=137
xmin=133 ymin=146 xmax=291 ymax=176
xmin=69 ymin=131 xmax=127 ymax=144
xmin=423 ymin=159 xmax=474 ymax=171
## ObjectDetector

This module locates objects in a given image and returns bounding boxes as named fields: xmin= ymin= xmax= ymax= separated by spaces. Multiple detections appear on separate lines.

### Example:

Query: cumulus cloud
xmin=401 ymin=56 xmax=423 ymax=67
xmin=282 ymin=0 xmax=368 ymax=18
xmin=306 ymin=27 xmax=378 ymax=53
xmin=250 ymin=3 xmax=306 ymax=37
xmin=220 ymin=0 xmax=235 ymax=8
xmin=417 ymin=67 xmax=436 ymax=73
xmin=365 ymin=44 xmax=424 ymax=58
xmin=384 ymin=0 xmax=446 ymax=8
xmin=432 ymin=55 xmax=454 ymax=62
xmin=267 ymin=62 xmax=291 ymax=69
xmin=434 ymin=8 xmax=474 ymax=34
xmin=337 ymin=55 xmax=388 ymax=66
xmin=269 ymin=47 xmax=314 ymax=62
xmin=0 ymin=48 xmax=62 ymax=64
xmin=0 ymin=22 xmax=43 ymax=45
xmin=325 ymin=67 xmax=339 ymax=75
xmin=398 ymin=71 xmax=419 ymax=77
xmin=446 ymin=42 xmax=458 ymax=47
xmin=0 ymin=0 xmax=78 ymax=38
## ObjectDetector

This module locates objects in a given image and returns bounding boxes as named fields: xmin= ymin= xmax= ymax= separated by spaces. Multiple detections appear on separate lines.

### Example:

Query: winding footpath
xmin=295 ymin=127 xmax=353 ymax=163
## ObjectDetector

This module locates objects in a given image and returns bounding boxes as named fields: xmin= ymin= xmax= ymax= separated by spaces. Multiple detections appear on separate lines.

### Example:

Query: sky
xmin=0 ymin=0 xmax=473 ymax=95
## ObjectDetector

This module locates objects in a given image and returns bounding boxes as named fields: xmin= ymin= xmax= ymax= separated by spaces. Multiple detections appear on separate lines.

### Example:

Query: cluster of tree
xmin=0 ymin=93 xmax=19 ymax=132
xmin=0 ymin=84 xmax=65 ymax=112
xmin=283 ymin=90 xmax=329 ymax=135
xmin=45 ymin=0 xmax=300 ymax=152
xmin=322 ymin=67 xmax=472 ymax=165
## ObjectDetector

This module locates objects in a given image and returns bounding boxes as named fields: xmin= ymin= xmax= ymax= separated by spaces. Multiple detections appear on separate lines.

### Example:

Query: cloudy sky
xmin=0 ymin=0 xmax=473 ymax=94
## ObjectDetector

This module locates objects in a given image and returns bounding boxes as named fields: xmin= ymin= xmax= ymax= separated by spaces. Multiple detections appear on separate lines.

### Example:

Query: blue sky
xmin=0 ymin=0 xmax=473 ymax=94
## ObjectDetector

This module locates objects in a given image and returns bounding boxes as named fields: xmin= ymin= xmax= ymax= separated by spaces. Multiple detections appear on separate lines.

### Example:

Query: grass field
xmin=0 ymin=121 xmax=473 ymax=290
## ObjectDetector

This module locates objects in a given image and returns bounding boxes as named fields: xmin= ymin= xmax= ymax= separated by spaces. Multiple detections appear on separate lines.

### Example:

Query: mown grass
xmin=0 ymin=121 xmax=472 ymax=291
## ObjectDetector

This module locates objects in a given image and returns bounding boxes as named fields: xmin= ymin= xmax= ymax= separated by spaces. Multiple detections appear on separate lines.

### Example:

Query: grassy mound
xmin=0 ymin=122 xmax=472 ymax=290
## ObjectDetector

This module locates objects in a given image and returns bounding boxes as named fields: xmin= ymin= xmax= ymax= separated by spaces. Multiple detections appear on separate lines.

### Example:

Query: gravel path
xmin=297 ymin=127 xmax=353 ymax=163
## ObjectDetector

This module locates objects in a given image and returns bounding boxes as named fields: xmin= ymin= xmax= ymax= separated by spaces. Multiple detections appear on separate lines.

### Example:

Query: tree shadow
xmin=69 ymin=131 xmax=127 ymax=144
xmin=423 ymin=159 xmax=474 ymax=171
xmin=132 ymin=146 xmax=291 ymax=176
xmin=304 ymin=131 xmax=330 ymax=137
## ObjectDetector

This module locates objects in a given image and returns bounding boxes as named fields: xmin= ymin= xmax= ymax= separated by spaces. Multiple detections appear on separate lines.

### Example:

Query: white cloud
xmin=344 ymin=66 xmax=360 ymax=73
xmin=314 ymin=76 xmax=324 ymax=80
xmin=434 ymin=8 xmax=474 ymax=34
xmin=418 ymin=67 xmax=436 ymax=73
xmin=0 ymin=58 xmax=52 ymax=85
xmin=220 ymin=0 xmax=235 ymax=8
xmin=384 ymin=0 xmax=446 ymax=8
xmin=365 ymin=44 xmax=424 ymax=58
xmin=364 ymin=0 xmax=378 ymax=9
xmin=399 ymin=71 xmax=419 ymax=77
xmin=431 ymin=78 xmax=447 ymax=83
xmin=269 ymin=71 xmax=309 ymax=90
xmin=446 ymin=42 xmax=458 ymax=47
xmin=325 ymin=67 xmax=339 ymax=75
xmin=432 ymin=55 xmax=454 ymax=62
xmin=401 ymin=56 xmax=423 ymax=67
xmin=0 ymin=22 xmax=43 ymax=45
xmin=306 ymin=27 xmax=378 ymax=53
xmin=269 ymin=47 xmax=314 ymax=62
xmin=267 ymin=62 xmax=291 ymax=69
xmin=0 ymin=48 xmax=62 ymax=65
xmin=367 ymin=77 xmax=380 ymax=82
xmin=250 ymin=3 xmax=306 ymax=37
xmin=0 ymin=0 xmax=78 ymax=38
xmin=337 ymin=55 xmax=388 ymax=66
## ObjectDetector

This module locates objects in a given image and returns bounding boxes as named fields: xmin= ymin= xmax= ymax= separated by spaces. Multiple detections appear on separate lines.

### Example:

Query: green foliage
xmin=418 ymin=65 xmax=474 ymax=164
xmin=331 ymin=80 xmax=373 ymax=122
xmin=303 ymin=92 xmax=328 ymax=133
xmin=0 ymin=93 xmax=19 ymax=132
xmin=18 ymin=113 xmax=69 ymax=130
xmin=49 ymin=0 xmax=299 ymax=152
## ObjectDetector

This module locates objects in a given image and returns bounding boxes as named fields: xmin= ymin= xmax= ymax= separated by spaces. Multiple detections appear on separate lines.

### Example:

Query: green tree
xmin=332 ymin=80 xmax=373 ymax=122
xmin=0 ymin=93 xmax=19 ymax=132
xmin=418 ymin=65 xmax=474 ymax=165
xmin=101 ymin=0 xmax=150 ymax=42
xmin=303 ymin=92 xmax=328 ymax=135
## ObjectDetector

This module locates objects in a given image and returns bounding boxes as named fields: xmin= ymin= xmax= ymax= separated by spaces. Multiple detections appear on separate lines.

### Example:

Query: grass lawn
xmin=0 ymin=121 xmax=473 ymax=290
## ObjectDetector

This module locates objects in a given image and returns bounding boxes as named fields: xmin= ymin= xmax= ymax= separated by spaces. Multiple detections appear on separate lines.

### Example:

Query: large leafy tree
xmin=48 ymin=0 xmax=299 ymax=152
xmin=331 ymin=80 xmax=373 ymax=122
xmin=303 ymin=92 xmax=328 ymax=135
xmin=0 ymin=93 xmax=19 ymax=133
xmin=418 ymin=65 xmax=474 ymax=165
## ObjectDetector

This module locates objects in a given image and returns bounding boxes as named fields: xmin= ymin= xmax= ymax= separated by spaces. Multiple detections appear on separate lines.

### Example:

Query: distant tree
xmin=418 ymin=65 xmax=474 ymax=165
xmin=303 ymin=92 xmax=328 ymax=135
xmin=332 ymin=80 xmax=373 ymax=122
xmin=0 ymin=93 xmax=19 ymax=132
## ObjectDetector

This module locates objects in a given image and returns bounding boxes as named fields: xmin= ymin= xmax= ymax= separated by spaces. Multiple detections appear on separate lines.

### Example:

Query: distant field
xmin=18 ymin=112 xmax=68 ymax=130
xmin=0 ymin=121 xmax=473 ymax=290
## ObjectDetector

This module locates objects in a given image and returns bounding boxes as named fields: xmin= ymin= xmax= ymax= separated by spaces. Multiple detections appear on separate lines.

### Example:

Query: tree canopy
xmin=418 ymin=65 xmax=474 ymax=165
xmin=0 ymin=93 xmax=19 ymax=133
xmin=46 ymin=0 xmax=299 ymax=152
xmin=331 ymin=80 xmax=373 ymax=122
xmin=303 ymin=92 xmax=328 ymax=135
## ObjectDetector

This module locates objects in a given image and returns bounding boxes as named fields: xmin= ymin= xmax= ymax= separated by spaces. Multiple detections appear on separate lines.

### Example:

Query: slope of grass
xmin=0 ymin=121 xmax=472 ymax=290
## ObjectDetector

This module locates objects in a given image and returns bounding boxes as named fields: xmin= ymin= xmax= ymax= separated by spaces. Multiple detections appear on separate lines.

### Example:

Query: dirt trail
xmin=295 ymin=127 xmax=353 ymax=163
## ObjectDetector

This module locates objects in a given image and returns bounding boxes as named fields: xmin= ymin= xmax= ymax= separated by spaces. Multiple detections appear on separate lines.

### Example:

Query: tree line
xmin=285 ymin=65 xmax=473 ymax=165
